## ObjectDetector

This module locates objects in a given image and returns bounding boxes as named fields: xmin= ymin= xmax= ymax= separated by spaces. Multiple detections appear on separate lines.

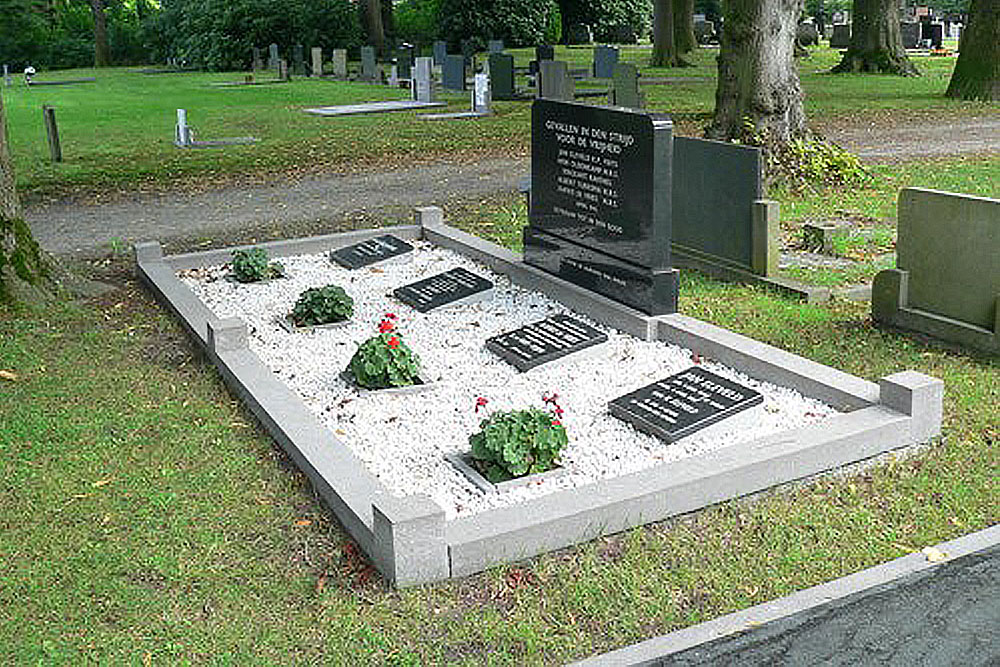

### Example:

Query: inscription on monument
xmin=609 ymin=366 xmax=762 ymax=442
xmin=393 ymin=267 xmax=493 ymax=312
xmin=330 ymin=235 xmax=413 ymax=269
xmin=486 ymin=314 xmax=608 ymax=371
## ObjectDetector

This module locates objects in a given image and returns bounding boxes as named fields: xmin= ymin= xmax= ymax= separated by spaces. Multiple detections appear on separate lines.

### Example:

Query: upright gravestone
xmin=412 ymin=57 xmax=435 ymax=102
xmin=361 ymin=46 xmax=377 ymax=81
xmin=538 ymin=60 xmax=574 ymax=101
xmin=610 ymin=62 xmax=643 ymax=109
xmin=488 ymin=39 xmax=505 ymax=54
xmin=900 ymin=21 xmax=920 ymax=48
xmin=388 ymin=64 xmax=399 ymax=87
xmin=397 ymin=46 xmax=414 ymax=79
xmin=530 ymin=44 xmax=556 ymax=76
xmin=174 ymin=108 xmax=192 ymax=147
xmin=489 ymin=53 xmax=516 ymax=100
xmin=279 ymin=59 xmax=290 ymax=81
xmin=523 ymin=100 xmax=679 ymax=315
xmin=593 ymin=45 xmax=619 ymax=79
xmin=567 ymin=23 xmax=594 ymax=45
xmin=268 ymin=43 xmax=280 ymax=73
xmin=433 ymin=41 xmax=448 ymax=67
xmin=311 ymin=47 xmax=323 ymax=77
xmin=927 ymin=22 xmax=943 ymax=48
xmin=460 ymin=39 xmax=477 ymax=65
xmin=293 ymin=43 xmax=305 ymax=76
xmin=442 ymin=54 xmax=466 ymax=91
xmin=3 ymin=64 xmax=11 ymax=87
xmin=472 ymin=72 xmax=491 ymax=114
xmin=252 ymin=47 xmax=264 ymax=72
xmin=830 ymin=23 xmax=851 ymax=48
xmin=331 ymin=49 xmax=348 ymax=79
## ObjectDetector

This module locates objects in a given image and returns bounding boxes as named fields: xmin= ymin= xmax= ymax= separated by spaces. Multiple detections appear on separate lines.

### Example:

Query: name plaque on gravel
xmin=393 ymin=267 xmax=493 ymax=312
xmin=609 ymin=366 xmax=762 ymax=442
xmin=330 ymin=235 xmax=413 ymax=269
xmin=486 ymin=314 xmax=608 ymax=371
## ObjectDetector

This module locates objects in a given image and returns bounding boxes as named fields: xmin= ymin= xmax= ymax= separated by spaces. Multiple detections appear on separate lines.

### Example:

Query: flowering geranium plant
xmin=468 ymin=392 xmax=568 ymax=483
xmin=347 ymin=314 xmax=421 ymax=389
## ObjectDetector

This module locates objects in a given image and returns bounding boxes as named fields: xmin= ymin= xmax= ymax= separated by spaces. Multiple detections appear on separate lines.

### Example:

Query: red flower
xmin=385 ymin=312 xmax=397 ymax=320
xmin=387 ymin=336 xmax=400 ymax=349
xmin=551 ymin=419 xmax=561 ymax=427
xmin=475 ymin=396 xmax=489 ymax=413
xmin=378 ymin=319 xmax=394 ymax=333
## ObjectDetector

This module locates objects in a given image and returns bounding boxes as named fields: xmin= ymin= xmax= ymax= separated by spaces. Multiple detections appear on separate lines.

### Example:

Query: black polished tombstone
xmin=529 ymin=44 xmax=555 ymax=76
xmin=442 ymin=54 xmax=466 ymax=91
xmin=292 ymin=44 xmax=305 ymax=76
xmin=523 ymin=99 xmax=679 ymax=315
xmin=489 ymin=53 xmax=516 ymax=100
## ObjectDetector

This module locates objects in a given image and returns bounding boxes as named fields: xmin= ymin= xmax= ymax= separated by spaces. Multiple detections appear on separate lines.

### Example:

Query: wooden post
xmin=42 ymin=105 xmax=62 ymax=163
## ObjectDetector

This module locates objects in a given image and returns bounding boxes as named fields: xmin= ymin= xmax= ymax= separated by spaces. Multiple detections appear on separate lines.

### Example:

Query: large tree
xmin=673 ymin=0 xmax=696 ymax=54
xmin=706 ymin=0 xmax=807 ymax=146
xmin=650 ymin=0 xmax=680 ymax=65
xmin=361 ymin=0 xmax=386 ymax=54
xmin=945 ymin=0 xmax=998 ymax=101
xmin=90 ymin=0 xmax=110 ymax=67
xmin=831 ymin=0 xmax=918 ymax=75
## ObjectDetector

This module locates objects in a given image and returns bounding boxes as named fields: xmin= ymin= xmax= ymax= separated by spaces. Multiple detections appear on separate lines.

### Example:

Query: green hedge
xmin=436 ymin=0 xmax=561 ymax=49
xmin=557 ymin=0 xmax=651 ymax=43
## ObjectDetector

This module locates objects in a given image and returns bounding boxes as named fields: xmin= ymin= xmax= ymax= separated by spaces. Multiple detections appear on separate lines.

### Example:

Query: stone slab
xmin=303 ymin=100 xmax=445 ymax=116
xmin=392 ymin=267 xmax=494 ymax=312
xmin=485 ymin=313 xmax=608 ymax=371
xmin=329 ymin=234 xmax=413 ymax=269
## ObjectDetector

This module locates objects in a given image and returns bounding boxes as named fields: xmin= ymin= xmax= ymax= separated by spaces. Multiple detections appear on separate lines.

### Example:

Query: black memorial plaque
xmin=524 ymin=99 xmax=678 ymax=315
xmin=485 ymin=314 xmax=608 ymax=372
xmin=609 ymin=366 xmax=762 ymax=442
xmin=330 ymin=234 xmax=413 ymax=269
xmin=393 ymin=267 xmax=493 ymax=313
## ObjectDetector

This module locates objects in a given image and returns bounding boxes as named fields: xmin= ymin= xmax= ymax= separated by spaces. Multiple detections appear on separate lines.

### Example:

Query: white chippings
xmin=179 ymin=242 xmax=837 ymax=519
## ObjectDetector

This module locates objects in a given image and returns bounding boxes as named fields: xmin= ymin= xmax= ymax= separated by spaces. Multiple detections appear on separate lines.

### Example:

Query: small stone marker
xmin=609 ymin=366 xmax=763 ymax=443
xmin=472 ymin=72 xmax=491 ymax=113
xmin=279 ymin=59 xmax=289 ymax=81
xmin=593 ymin=45 xmax=619 ymax=79
xmin=331 ymin=49 xmax=348 ymax=79
xmin=361 ymin=46 xmax=377 ymax=81
xmin=486 ymin=314 xmax=608 ymax=372
xmin=42 ymin=105 xmax=62 ymax=162
xmin=268 ymin=43 xmax=279 ymax=72
xmin=433 ymin=41 xmax=448 ymax=67
xmin=175 ymin=108 xmax=192 ymax=146
xmin=393 ymin=267 xmax=493 ymax=313
xmin=413 ymin=56 xmax=435 ymax=102
xmin=3 ymin=64 xmax=11 ymax=87
xmin=388 ymin=64 xmax=399 ymax=87
xmin=330 ymin=234 xmax=414 ymax=269
xmin=489 ymin=53 xmax=516 ymax=100
xmin=311 ymin=46 xmax=322 ymax=77
xmin=442 ymin=54 xmax=465 ymax=90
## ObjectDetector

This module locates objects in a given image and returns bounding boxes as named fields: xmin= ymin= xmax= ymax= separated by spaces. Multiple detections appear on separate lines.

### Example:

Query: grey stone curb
xmin=568 ymin=523 xmax=1000 ymax=666
xmin=135 ymin=208 xmax=944 ymax=587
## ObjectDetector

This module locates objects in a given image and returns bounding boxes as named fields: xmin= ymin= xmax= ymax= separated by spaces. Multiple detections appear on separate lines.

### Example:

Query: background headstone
xmin=460 ymin=39 xmax=477 ymax=65
xmin=331 ymin=49 xmax=347 ymax=78
xmin=797 ymin=22 xmax=819 ymax=46
xmin=694 ymin=20 xmax=715 ymax=44
xmin=488 ymin=39 xmax=504 ymax=54
xmin=268 ymin=43 xmax=279 ymax=73
xmin=397 ymin=45 xmax=414 ymax=79
xmin=293 ymin=43 xmax=305 ymax=76
xmin=311 ymin=46 xmax=322 ymax=77
xmin=472 ymin=72 xmax=491 ymax=113
xmin=900 ymin=21 xmax=920 ymax=48
xmin=3 ymin=64 xmax=11 ymax=87
xmin=530 ymin=44 xmax=555 ymax=76
xmin=830 ymin=23 xmax=851 ymax=48
xmin=488 ymin=53 xmax=516 ymax=100
xmin=388 ymin=64 xmax=399 ymax=87
xmin=567 ymin=23 xmax=594 ymax=44
xmin=610 ymin=62 xmax=643 ymax=109
xmin=442 ymin=54 xmax=466 ymax=91
xmin=252 ymin=47 xmax=263 ymax=72
xmin=592 ymin=45 xmax=619 ymax=79
xmin=432 ymin=40 xmax=447 ymax=67
xmin=412 ymin=56 xmax=435 ymax=102
xmin=174 ymin=108 xmax=192 ymax=146
xmin=538 ymin=60 xmax=574 ymax=101
xmin=279 ymin=59 xmax=289 ymax=81
xmin=361 ymin=46 xmax=377 ymax=81
xmin=523 ymin=100 xmax=679 ymax=315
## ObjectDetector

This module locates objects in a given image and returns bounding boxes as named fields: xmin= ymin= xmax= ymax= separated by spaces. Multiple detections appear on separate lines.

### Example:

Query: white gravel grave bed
xmin=179 ymin=241 xmax=837 ymax=519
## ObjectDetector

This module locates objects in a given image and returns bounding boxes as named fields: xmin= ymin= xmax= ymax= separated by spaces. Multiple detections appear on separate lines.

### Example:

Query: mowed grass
xmin=1 ymin=265 xmax=996 ymax=663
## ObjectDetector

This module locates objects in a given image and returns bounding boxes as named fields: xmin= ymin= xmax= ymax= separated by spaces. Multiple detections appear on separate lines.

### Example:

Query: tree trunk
xmin=831 ymin=0 xmax=918 ymax=75
xmin=707 ymin=0 xmax=807 ymax=145
xmin=945 ymin=0 xmax=998 ymax=101
xmin=0 ymin=94 xmax=19 ymax=221
xmin=91 ymin=0 xmax=110 ymax=68
xmin=361 ymin=0 xmax=386 ymax=56
xmin=650 ymin=0 xmax=680 ymax=66
xmin=381 ymin=0 xmax=396 ymax=48
xmin=673 ymin=0 xmax=697 ymax=54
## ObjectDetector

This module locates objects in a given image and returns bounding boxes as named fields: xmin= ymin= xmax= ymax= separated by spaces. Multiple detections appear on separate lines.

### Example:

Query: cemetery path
xmin=818 ymin=113 xmax=1000 ymax=161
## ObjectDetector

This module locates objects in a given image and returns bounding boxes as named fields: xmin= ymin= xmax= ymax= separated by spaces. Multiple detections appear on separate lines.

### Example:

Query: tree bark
xmin=361 ymin=0 xmax=386 ymax=56
xmin=831 ymin=0 xmax=918 ymax=75
xmin=945 ymin=0 xmax=998 ymax=101
xmin=650 ymin=0 xmax=680 ymax=66
xmin=673 ymin=0 xmax=697 ymax=54
xmin=707 ymin=0 xmax=807 ymax=145
xmin=0 ymin=93 xmax=19 ymax=221
xmin=91 ymin=0 xmax=110 ymax=68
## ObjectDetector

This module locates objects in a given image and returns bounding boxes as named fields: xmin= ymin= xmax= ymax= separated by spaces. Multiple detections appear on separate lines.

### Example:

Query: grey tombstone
xmin=311 ymin=46 xmax=322 ymax=77
xmin=487 ymin=39 xmax=504 ymax=54
xmin=524 ymin=99 xmax=679 ymax=315
xmin=592 ymin=45 xmax=619 ymax=79
xmin=610 ymin=62 xmax=643 ymax=109
xmin=268 ymin=43 xmax=280 ymax=73
xmin=797 ymin=22 xmax=819 ymax=46
xmin=412 ymin=56 xmax=435 ymax=102
xmin=174 ymin=108 xmax=192 ymax=147
xmin=293 ymin=43 xmax=305 ymax=76
xmin=460 ymin=38 xmax=476 ymax=65
xmin=3 ymin=64 xmax=11 ymax=87
xmin=488 ymin=53 xmax=516 ymax=100
xmin=279 ymin=59 xmax=290 ymax=81
xmin=442 ymin=54 xmax=466 ymax=91
xmin=252 ymin=47 xmax=263 ymax=72
xmin=472 ymin=72 xmax=491 ymax=114
xmin=432 ymin=40 xmax=447 ymax=67
xmin=361 ymin=46 xmax=377 ymax=81
xmin=388 ymin=64 xmax=399 ymax=87
xmin=396 ymin=47 xmax=413 ymax=79
xmin=694 ymin=20 xmax=715 ymax=44
xmin=530 ymin=44 xmax=555 ymax=76
xmin=830 ymin=23 xmax=851 ymax=48
xmin=900 ymin=21 xmax=920 ymax=48
xmin=538 ymin=60 xmax=574 ymax=101
xmin=331 ymin=49 xmax=348 ymax=79
xmin=567 ymin=23 xmax=594 ymax=44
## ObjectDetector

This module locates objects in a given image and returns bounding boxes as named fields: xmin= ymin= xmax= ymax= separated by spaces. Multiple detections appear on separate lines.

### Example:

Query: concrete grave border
xmin=136 ymin=206 xmax=943 ymax=587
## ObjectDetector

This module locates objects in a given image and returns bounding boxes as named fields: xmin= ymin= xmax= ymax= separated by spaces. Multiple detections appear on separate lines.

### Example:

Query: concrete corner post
xmin=134 ymin=241 xmax=163 ymax=264
xmin=872 ymin=269 xmax=909 ymax=322
xmin=415 ymin=205 xmax=444 ymax=229
xmin=752 ymin=199 xmax=780 ymax=277
xmin=372 ymin=493 xmax=448 ymax=587
xmin=207 ymin=317 xmax=248 ymax=354
xmin=879 ymin=371 xmax=944 ymax=443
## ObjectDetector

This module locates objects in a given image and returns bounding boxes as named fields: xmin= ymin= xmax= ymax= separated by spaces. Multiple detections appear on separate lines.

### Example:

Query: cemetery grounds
xmin=0 ymin=44 xmax=997 ymax=663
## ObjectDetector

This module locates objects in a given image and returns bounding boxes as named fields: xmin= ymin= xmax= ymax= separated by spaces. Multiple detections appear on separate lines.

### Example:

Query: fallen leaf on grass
xmin=0 ymin=370 xmax=18 ymax=381
xmin=922 ymin=546 xmax=948 ymax=562
xmin=294 ymin=518 xmax=312 ymax=527
xmin=92 ymin=478 xmax=114 ymax=488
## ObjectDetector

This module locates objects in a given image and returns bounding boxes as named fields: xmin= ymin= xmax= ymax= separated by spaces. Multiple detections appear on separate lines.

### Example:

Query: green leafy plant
xmin=468 ymin=393 xmax=568 ymax=483
xmin=347 ymin=314 xmax=421 ymax=389
xmin=230 ymin=247 xmax=284 ymax=283
xmin=290 ymin=285 xmax=353 ymax=327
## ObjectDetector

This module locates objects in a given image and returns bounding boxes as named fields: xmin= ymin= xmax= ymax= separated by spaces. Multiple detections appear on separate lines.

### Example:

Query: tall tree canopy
xmin=945 ymin=0 xmax=998 ymax=101
xmin=831 ymin=0 xmax=918 ymax=75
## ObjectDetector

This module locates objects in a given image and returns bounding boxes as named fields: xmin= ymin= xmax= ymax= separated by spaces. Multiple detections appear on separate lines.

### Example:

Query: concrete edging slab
xmin=135 ymin=208 xmax=943 ymax=587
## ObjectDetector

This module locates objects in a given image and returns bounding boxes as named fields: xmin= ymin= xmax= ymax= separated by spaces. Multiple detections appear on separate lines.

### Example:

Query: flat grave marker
xmin=609 ymin=366 xmax=763 ymax=442
xmin=393 ymin=267 xmax=493 ymax=312
xmin=329 ymin=234 xmax=413 ymax=269
xmin=485 ymin=314 xmax=608 ymax=371
xmin=304 ymin=99 xmax=444 ymax=116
